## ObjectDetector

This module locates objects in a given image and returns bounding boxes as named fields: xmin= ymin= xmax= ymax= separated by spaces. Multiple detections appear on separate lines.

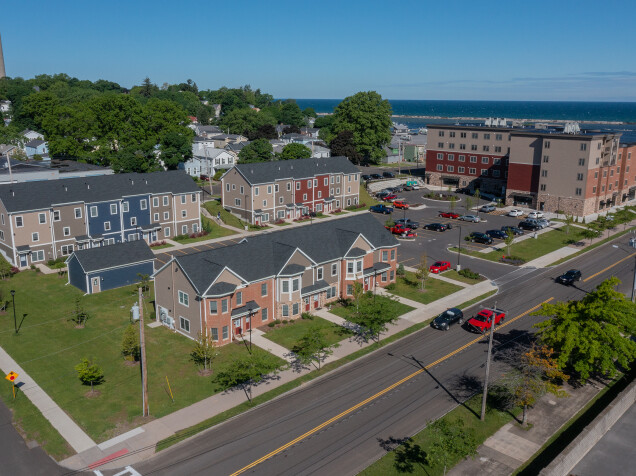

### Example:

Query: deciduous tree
xmin=330 ymin=130 xmax=362 ymax=164
xmin=215 ymin=353 xmax=280 ymax=402
xmin=291 ymin=329 xmax=337 ymax=369
xmin=239 ymin=138 xmax=273 ymax=163
xmin=414 ymin=254 xmax=428 ymax=291
xmin=190 ymin=332 xmax=218 ymax=372
xmin=425 ymin=418 xmax=477 ymax=475
xmin=280 ymin=143 xmax=311 ymax=161
xmin=504 ymin=229 xmax=515 ymax=257
xmin=121 ymin=324 xmax=140 ymax=361
xmin=75 ymin=358 xmax=104 ymax=391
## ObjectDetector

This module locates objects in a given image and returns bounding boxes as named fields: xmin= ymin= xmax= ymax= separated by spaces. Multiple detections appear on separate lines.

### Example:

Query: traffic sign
xmin=5 ymin=371 xmax=18 ymax=382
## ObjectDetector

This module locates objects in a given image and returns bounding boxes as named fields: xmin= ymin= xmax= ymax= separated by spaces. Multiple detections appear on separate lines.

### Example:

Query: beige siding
xmin=154 ymin=260 xmax=201 ymax=338
xmin=52 ymin=204 xmax=87 ymax=257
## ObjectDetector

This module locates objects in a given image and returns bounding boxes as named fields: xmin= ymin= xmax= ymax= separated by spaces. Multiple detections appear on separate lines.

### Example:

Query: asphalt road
xmin=127 ymin=235 xmax=636 ymax=476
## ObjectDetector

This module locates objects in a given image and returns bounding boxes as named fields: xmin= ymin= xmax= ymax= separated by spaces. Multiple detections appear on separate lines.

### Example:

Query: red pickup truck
xmin=386 ymin=224 xmax=417 ymax=238
xmin=467 ymin=308 xmax=506 ymax=333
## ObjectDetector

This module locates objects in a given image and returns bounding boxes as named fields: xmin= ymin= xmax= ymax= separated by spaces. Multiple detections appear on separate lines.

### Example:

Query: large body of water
xmin=295 ymin=99 xmax=636 ymax=143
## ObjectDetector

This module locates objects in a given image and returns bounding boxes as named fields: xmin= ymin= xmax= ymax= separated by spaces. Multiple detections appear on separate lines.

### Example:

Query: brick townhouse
xmin=152 ymin=213 xmax=398 ymax=345
xmin=0 ymin=171 xmax=201 ymax=267
xmin=221 ymin=156 xmax=360 ymax=225
xmin=426 ymin=123 xmax=628 ymax=216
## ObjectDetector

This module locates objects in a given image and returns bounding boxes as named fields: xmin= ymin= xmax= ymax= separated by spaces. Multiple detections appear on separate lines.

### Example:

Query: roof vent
xmin=291 ymin=165 xmax=293 ymax=169
xmin=64 ymin=185 xmax=67 ymax=192
xmin=10 ymin=189 xmax=14 ymax=197
xmin=85 ymin=183 xmax=90 ymax=190
xmin=130 ymin=179 xmax=134 ymax=185
xmin=145 ymin=179 xmax=148 ymax=185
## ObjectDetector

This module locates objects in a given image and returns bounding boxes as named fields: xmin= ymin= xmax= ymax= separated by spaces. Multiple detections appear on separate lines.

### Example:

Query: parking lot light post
xmin=457 ymin=226 xmax=462 ymax=271
xmin=480 ymin=301 xmax=497 ymax=421
xmin=10 ymin=290 xmax=16 ymax=334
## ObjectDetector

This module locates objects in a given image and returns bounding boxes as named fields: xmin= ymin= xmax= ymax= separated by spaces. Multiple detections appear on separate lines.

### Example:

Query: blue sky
xmin=1 ymin=0 xmax=635 ymax=101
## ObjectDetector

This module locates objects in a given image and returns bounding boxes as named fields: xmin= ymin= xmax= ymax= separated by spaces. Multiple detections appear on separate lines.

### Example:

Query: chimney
xmin=0 ymin=32 xmax=5 ymax=79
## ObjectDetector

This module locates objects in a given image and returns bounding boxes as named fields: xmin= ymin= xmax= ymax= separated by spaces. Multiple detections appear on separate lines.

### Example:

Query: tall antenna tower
xmin=0 ymin=33 xmax=6 ymax=78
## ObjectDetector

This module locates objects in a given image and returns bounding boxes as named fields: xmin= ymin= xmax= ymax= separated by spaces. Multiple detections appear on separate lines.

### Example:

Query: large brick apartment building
xmin=425 ymin=123 xmax=631 ymax=216
xmin=153 ymin=213 xmax=398 ymax=345
xmin=221 ymin=156 xmax=360 ymax=225
xmin=0 ymin=171 xmax=201 ymax=267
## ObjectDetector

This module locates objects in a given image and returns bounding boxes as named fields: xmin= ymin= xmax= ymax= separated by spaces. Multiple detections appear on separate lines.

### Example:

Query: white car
xmin=459 ymin=215 xmax=481 ymax=223
xmin=508 ymin=209 xmax=524 ymax=217
xmin=527 ymin=211 xmax=544 ymax=219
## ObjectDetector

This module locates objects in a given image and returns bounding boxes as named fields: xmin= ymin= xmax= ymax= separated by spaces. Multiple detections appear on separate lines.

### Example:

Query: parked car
xmin=199 ymin=174 xmax=210 ymax=181
xmin=467 ymin=308 xmax=506 ymax=333
xmin=394 ymin=218 xmax=419 ymax=229
xmin=480 ymin=204 xmax=496 ymax=213
xmin=369 ymin=204 xmax=394 ymax=214
xmin=459 ymin=214 xmax=481 ymax=223
xmin=519 ymin=220 xmax=541 ymax=231
xmin=429 ymin=261 xmax=451 ymax=274
xmin=468 ymin=232 xmax=493 ymax=244
xmin=431 ymin=308 xmax=464 ymax=331
xmin=439 ymin=211 xmax=460 ymax=219
xmin=486 ymin=229 xmax=508 ymax=240
xmin=525 ymin=218 xmax=547 ymax=229
xmin=402 ymin=185 xmax=414 ymax=191
xmin=501 ymin=225 xmax=524 ymax=236
xmin=424 ymin=223 xmax=448 ymax=232
xmin=382 ymin=194 xmax=398 ymax=202
xmin=393 ymin=200 xmax=409 ymax=209
xmin=456 ymin=187 xmax=471 ymax=195
xmin=537 ymin=218 xmax=551 ymax=228
xmin=527 ymin=211 xmax=544 ymax=219
xmin=370 ymin=173 xmax=382 ymax=180
xmin=386 ymin=224 xmax=417 ymax=238
xmin=361 ymin=174 xmax=372 ymax=181
xmin=556 ymin=269 xmax=582 ymax=285
xmin=383 ymin=171 xmax=395 ymax=178
xmin=508 ymin=209 xmax=524 ymax=217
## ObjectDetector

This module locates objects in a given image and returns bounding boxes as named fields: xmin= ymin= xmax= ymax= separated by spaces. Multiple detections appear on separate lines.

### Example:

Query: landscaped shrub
xmin=333 ymin=208 xmax=342 ymax=214
xmin=301 ymin=312 xmax=315 ymax=320
xmin=150 ymin=240 xmax=167 ymax=247
xmin=267 ymin=322 xmax=276 ymax=327
xmin=458 ymin=268 xmax=481 ymax=280
xmin=499 ymin=255 xmax=526 ymax=265
xmin=397 ymin=263 xmax=405 ymax=276
xmin=385 ymin=283 xmax=396 ymax=291
xmin=30 ymin=264 xmax=36 ymax=270
xmin=212 ymin=170 xmax=223 ymax=181
xmin=10 ymin=267 xmax=20 ymax=275
xmin=274 ymin=319 xmax=281 ymax=325
xmin=274 ymin=218 xmax=286 ymax=225
xmin=345 ymin=202 xmax=366 ymax=211
xmin=282 ymin=319 xmax=288 ymax=324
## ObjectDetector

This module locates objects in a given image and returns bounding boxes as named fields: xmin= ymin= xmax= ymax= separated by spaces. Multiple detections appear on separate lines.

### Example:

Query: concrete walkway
xmin=243 ymin=329 xmax=294 ymax=362
xmin=0 ymin=346 xmax=96 ymax=453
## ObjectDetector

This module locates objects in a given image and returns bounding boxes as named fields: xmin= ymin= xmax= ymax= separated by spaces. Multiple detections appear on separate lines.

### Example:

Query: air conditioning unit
xmin=159 ymin=308 xmax=168 ymax=324
xmin=167 ymin=317 xmax=175 ymax=329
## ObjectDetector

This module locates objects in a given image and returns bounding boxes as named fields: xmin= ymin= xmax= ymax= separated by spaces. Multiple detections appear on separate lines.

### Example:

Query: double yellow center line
xmin=584 ymin=251 xmax=636 ymax=282
xmin=229 ymin=298 xmax=553 ymax=475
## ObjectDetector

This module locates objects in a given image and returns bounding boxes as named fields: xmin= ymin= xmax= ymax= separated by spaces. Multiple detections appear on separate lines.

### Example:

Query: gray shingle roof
xmin=71 ymin=240 xmax=155 ymax=273
xmin=172 ymin=213 xmax=398 ymax=294
xmin=25 ymin=139 xmax=46 ymax=148
xmin=231 ymin=301 xmax=260 ymax=318
xmin=0 ymin=171 xmax=200 ymax=213
xmin=232 ymin=156 xmax=359 ymax=185
xmin=301 ymin=280 xmax=330 ymax=296
xmin=345 ymin=247 xmax=367 ymax=258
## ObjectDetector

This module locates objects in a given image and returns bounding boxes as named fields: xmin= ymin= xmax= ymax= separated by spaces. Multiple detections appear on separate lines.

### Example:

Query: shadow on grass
xmin=377 ymin=436 xmax=430 ymax=474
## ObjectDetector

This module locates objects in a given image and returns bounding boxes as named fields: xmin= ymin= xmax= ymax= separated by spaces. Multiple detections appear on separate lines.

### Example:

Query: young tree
xmin=473 ymin=189 xmax=481 ymax=204
xmin=75 ymin=358 xmax=104 ymax=392
xmin=280 ymin=143 xmax=311 ymax=161
xmin=348 ymin=290 xmax=401 ymax=342
xmin=449 ymin=195 xmax=457 ymax=213
xmin=425 ymin=418 xmax=477 ymax=475
xmin=414 ymin=254 xmax=428 ymax=291
xmin=137 ymin=273 xmax=151 ymax=292
xmin=580 ymin=225 xmax=600 ymax=244
xmin=291 ymin=329 xmax=337 ymax=369
xmin=121 ymin=324 xmax=140 ymax=361
xmin=504 ymin=229 xmax=515 ymax=257
xmin=215 ymin=353 xmax=280 ymax=402
xmin=498 ymin=344 xmax=569 ymax=425
xmin=69 ymin=296 xmax=90 ymax=328
xmin=464 ymin=196 xmax=473 ymax=213
xmin=397 ymin=263 xmax=406 ymax=277
xmin=190 ymin=332 xmax=218 ymax=372
xmin=564 ymin=214 xmax=574 ymax=235
xmin=534 ymin=277 xmax=636 ymax=382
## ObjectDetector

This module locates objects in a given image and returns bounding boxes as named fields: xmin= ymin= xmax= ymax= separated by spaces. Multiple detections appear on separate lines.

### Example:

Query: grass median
xmin=385 ymin=271 xmax=463 ymax=304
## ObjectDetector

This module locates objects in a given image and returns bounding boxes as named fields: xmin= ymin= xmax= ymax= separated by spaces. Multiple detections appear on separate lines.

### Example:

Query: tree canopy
xmin=534 ymin=277 xmax=636 ymax=382
xmin=239 ymin=139 xmax=274 ymax=163
xmin=331 ymin=91 xmax=392 ymax=164
xmin=280 ymin=143 xmax=311 ymax=161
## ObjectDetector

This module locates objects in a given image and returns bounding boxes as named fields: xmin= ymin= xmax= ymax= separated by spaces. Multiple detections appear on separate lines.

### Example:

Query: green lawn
xmin=351 ymin=184 xmax=381 ymax=211
xmin=262 ymin=315 xmax=352 ymax=349
xmin=386 ymin=272 xmax=463 ymax=304
xmin=203 ymin=200 xmax=266 ymax=231
xmin=442 ymin=269 xmax=486 ymax=285
xmin=150 ymin=243 xmax=174 ymax=250
xmin=360 ymin=393 xmax=518 ymax=476
xmin=173 ymin=215 xmax=236 ymax=243
xmin=0 ymin=271 xmax=284 ymax=443
xmin=329 ymin=294 xmax=414 ymax=320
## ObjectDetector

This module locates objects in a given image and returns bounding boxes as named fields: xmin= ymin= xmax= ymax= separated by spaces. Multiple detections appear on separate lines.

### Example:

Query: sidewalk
xmin=59 ymin=276 xmax=497 ymax=471
xmin=449 ymin=381 xmax=601 ymax=476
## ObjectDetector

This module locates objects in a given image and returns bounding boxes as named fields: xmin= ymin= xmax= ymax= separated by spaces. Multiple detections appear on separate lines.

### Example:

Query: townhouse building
xmin=153 ymin=213 xmax=398 ymax=345
xmin=221 ymin=156 xmax=360 ymax=225
xmin=425 ymin=123 xmax=625 ymax=216
xmin=0 ymin=171 xmax=201 ymax=267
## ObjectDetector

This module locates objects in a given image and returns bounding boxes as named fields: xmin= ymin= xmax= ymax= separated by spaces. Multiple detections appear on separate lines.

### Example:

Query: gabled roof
xmin=171 ymin=213 xmax=398 ymax=295
xmin=0 ymin=170 xmax=200 ymax=213
xmin=230 ymin=156 xmax=359 ymax=185
xmin=70 ymin=240 xmax=155 ymax=273
xmin=25 ymin=139 xmax=46 ymax=148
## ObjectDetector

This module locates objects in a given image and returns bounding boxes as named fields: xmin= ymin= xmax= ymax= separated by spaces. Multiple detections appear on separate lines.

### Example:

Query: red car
xmin=439 ymin=211 xmax=460 ymax=219
xmin=386 ymin=224 xmax=417 ymax=238
xmin=382 ymin=194 xmax=397 ymax=202
xmin=393 ymin=200 xmax=409 ymax=209
xmin=467 ymin=308 xmax=506 ymax=333
xmin=429 ymin=261 xmax=451 ymax=274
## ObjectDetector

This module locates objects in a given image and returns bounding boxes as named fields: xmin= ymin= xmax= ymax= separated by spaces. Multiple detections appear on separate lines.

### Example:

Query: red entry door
xmin=304 ymin=297 xmax=310 ymax=312
xmin=233 ymin=319 xmax=241 ymax=335
xmin=245 ymin=316 xmax=251 ymax=331
xmin=313 ymin=295 xmax=319 ymax=308
xmin=364 ymin=277 xmax=369 ymax=291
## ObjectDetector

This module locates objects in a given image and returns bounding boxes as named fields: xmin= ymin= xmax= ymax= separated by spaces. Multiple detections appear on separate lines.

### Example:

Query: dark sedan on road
xmin=395 ymin=218 xmax=419 ymax=229
xmin=501 ymin=225 xmax=524 ymax=236
xmin=431 ymin=308 xmax=464 ymax=331
xmin=361 ymin=174 xmax=372 ymax=181
xmin=467 ymin=232 xmax=493 ymax=244
xmin=369 ymin=204 xmax=394 ymax=214
xmin=370 ymin=173 xmax=382 ymax=180
xmin=486 ymin=229 xmax=507 ymax=240
xmin=424 ymin=223 xmax=448 ymax=232
xmin=383 ymin=171 xmax=395 ymax=178
xmin=556 ymin=269 xmax=582 ymax=285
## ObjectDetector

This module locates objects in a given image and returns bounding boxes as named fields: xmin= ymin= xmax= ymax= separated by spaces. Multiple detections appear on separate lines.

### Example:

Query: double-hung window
xmin=178 ymin=291 xmax=189 ymax=307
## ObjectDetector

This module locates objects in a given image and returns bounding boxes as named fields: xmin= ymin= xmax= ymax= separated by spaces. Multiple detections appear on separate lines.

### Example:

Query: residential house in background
xmin=21 ymin=129 xmax=44 ymax=142
xmin=180 ymin=148 xmax=236 ymax=177
xmin=24 ymin=139 xmax=48 ymax=158
xmin=0 ymin=171 xmax=201 ymax=267
xmin=153 ymin=213 xmax=398 ymax=344
xmin=221 ymin=156 xmax=360 ymax=225
xmin=311 ymin=145 xmax=331 ymax=159
xmin=67 ymin=239 xmax=155 ymax=294
xmin=300 ymin=127 xmax=320 ymax=139
xmin=0 ymin=144 xmax=18 ymax=158
xmin=0 ymin=100 xmax=10 ymax=114
xmin=212 ymin=104 xmax=221 ymax=118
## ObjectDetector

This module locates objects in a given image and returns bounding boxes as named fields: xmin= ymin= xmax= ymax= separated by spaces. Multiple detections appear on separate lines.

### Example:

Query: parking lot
xmin=367 ymin=186 xmax=540 ymax=280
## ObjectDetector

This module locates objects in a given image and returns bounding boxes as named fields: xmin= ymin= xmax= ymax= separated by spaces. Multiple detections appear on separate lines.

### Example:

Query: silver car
xmin=459 ymin=214 xmax=481 ymax=223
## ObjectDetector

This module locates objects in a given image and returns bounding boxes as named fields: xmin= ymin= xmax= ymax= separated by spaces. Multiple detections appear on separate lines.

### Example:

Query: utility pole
xmin=480 ymin=301 xmax=497 ymax=421
xmin=139 ymin=287 xmax=149 ymax=417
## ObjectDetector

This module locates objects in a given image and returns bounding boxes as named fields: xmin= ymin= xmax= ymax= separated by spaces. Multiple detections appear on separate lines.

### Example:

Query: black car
xmin=486 ymin=229 xmax=507 ymax=240
xmin=431 ymin=308 xmax=464 ymax=330
xmin=394 ymin=218 xmax=419 ymax=229
xmin=424 ymin=223 xmax=447 ymax=232
xmin=556 ymin=269 xmax=582 ymax=285
xmin=383 ymin=171 xmax=395 ymax=178
xmin=480 ymin=204 xmax=496 ymax=213
xmin=370 ymin=173 xmax=382 ymax=180
xmin=361 ymin=174 xmax=372 ymax=181
xmin=456 ymin=187 xmax=471 ymax=195
xmin=501 ymin=225 xmax=524 ymax=236
xmin=468 ymin=232 xmax=493 ymax=244
xmin=403 ymin=185 xmax=414 ymax=191
xmin=519 ymin=220 xmax=541 ymax=231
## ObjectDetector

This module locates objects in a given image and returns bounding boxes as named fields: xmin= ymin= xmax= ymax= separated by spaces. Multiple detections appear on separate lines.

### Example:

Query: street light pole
xmin=457 ymin=225 xmax=462 ymax=271
xmin=10 ymin=290 xmax=16 ymax=334
xmin=480 ymin=301 xmax=497 ymax=421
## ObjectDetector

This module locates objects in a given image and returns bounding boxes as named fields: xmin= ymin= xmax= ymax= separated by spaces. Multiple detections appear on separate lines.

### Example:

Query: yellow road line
xmin=229 ymin=298 xmax=553 ymax=476
xmin=583 ymin=251 xmax=636 ymax=282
